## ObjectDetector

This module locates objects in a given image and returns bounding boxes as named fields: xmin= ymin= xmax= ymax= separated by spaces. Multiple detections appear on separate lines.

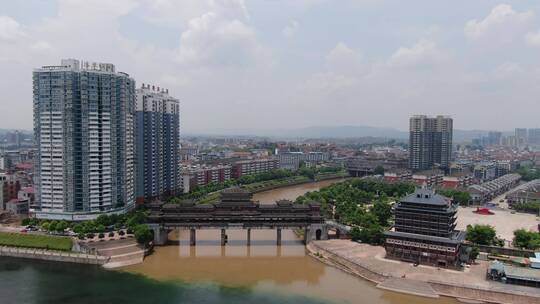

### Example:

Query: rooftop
xmin=401 ymin=188 xmax=450 ymax=206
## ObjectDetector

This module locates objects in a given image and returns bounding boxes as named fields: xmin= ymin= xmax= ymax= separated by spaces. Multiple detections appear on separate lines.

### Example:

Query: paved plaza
xmin=456 ymin=207 xmax=539 ymax=241
xmin=311 ymin=240 xmax=540 ymax=298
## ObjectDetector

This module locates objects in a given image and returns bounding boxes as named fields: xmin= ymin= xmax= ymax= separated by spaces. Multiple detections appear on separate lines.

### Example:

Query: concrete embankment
xmin=247 ymin=175 xmax=348 ymax=194
xmin=83 ymin=238 xmax=147 ymax=269
xmin=308 ymin=240 xmax=540 ymax=304
xmin=0 ymin=245 xmax=108 ymax=265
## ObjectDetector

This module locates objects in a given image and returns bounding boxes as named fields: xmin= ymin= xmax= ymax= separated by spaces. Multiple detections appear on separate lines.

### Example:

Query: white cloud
xmin=325 ymin=42 xmax=363 ymax=75
xmin=0 ymin=16 xmax=25 ymax=40
xmin=465 ymin=4 xmax=533 ymax=40
xmin=282 ymin=20 xmax=299 ymax=38
xmin=493 ymin=62 xmax=523 ymax=79
xmin=176 ymin=12 xmax=262 ymax=68
xmin=387 ymin=39 xmax=437 ymax=68
xmin=141 ymin=0 xmax=249 ymax=28
xmin=525 ymin=30 xmax=540 ymax=47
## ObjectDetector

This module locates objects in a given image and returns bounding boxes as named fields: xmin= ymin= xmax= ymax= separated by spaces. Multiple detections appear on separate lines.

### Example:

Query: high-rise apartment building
xmin=515 ymin=128 xmax=527 ymax=146
xmin=135 ymin=84 xmax=180 ymax=203
xmin=487 ymin=131 xmax=502 ymax=146
xmin=528 ymin=128 xmax=540 ymax=145
xmin=33 ymin=59 xmax=136 ymax=220
xmin=409 ymin=115 xmax=453 ymax=171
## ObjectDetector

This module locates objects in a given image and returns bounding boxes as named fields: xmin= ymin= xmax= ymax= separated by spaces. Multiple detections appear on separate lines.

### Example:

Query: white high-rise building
xmin=33 ymin=59 xmax=136 ymax=220
xmin=135 ymin=84 xmax=180 ymax=202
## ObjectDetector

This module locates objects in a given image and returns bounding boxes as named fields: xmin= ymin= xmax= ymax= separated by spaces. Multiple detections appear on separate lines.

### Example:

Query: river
xmin=0 ymin=179 xmax=458 ymax=304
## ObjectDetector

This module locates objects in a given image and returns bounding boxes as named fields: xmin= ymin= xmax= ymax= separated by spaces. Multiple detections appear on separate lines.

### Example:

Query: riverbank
xmin=307 ymin=240 xmax=540 ymax=304
xmin=199 ymin=175 xmax=348 ymax=204
xmin=0 ymin=245 xmax=107 ymax=265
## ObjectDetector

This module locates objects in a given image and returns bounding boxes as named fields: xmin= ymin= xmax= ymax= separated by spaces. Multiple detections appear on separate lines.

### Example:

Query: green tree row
xmin=22 ymin=210 xmax=148 ymax=238
xmin=512 ymin=201 xmax=540 ymax=213
xmin=515 ymin=166 xmax=540 ymax=181
xmin=436 ymin=189 xmax=471 ymax=205
xmin=466 ymin=224 xmax=540 ymax=250
xmin=295 ymin=179 xmax=414 ymax=245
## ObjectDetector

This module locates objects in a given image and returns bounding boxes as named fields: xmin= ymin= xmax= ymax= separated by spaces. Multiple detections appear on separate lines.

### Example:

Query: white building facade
xmin=33 ymin=59 xmax=136 ymax=220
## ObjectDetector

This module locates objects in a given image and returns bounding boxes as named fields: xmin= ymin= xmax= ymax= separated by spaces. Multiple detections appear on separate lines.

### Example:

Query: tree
xmin=350 ymin=227 xmax=362 ymax=241
xmin=48 ymin=221 xmax=58 ymax=232
xmin=73 ymin=223 xmax=84 ymax=234
xmin=96 ymin=224 xmax=106 ymax=233
xmin=469 ymin=247 xmax=480 ymax=263
xmin=371 ymin=201 xmax=392 ymax=226
xmin=438 ymin=189 xmax=471 ymax=205
xmin=374 ymin=166 xmax=385 ymax=175
xmin=95 ymin=214 xmax=111 ymax=227
xmin=513 ymin=229 xmax=540 ymax=250
xmin=40 ymin=222 xmax=50 ymax=231
xmin=466 ymin=224 xmax=497 ymax=245
xmin=55 ymin=221 xmax=68 ymax=233
xmin=357 ymin=223 xmax=384 ymax=245
xmin=134 ymin=225 xmax=153 ymax=245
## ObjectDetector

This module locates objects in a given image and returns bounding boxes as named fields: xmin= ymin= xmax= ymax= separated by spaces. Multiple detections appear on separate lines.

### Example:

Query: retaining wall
xmin=308 ymin=242 xmax=540 ymax=304
xmin=0 ymin=246 xmax=109 ymax=265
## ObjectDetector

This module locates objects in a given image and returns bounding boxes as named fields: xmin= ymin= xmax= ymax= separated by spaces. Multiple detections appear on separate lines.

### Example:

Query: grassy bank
xmin=0 ymin=232 xmax=72 ymax=251
xmin=241 ymin=175 xmax=311 ymax=192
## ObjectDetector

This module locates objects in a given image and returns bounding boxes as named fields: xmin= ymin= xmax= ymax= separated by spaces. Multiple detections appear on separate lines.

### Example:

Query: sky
xmin=1 ymin=1 xmax=540 ymax=133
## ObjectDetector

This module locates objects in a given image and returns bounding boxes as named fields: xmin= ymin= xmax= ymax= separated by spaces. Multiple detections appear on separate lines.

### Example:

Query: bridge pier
xmin=221 ymin=229 xmax=227 ymax=246
xmin=190 ymin=229 xmax=196 ymax=246
xmin=276 ymin=228 xmax=282 ymax=246
xmin=148 ymin=224 xmax=169 ymax=246
xmin=247 ymin=228 xmax=251 ymax=246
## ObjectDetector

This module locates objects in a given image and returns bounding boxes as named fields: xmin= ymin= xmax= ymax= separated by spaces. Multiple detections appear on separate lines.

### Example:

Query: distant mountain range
xmin=185 ymin=125 xmax=493 ymax=142
xmin=0 ymin=126 xmax=496 ymax=143
xmin=0 ymin=128 xmax=32 ymax=135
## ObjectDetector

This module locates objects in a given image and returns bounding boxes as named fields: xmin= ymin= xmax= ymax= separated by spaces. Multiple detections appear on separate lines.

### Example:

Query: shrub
xmin=466 ymin=224 xmax=497 ymax=246
xmin=134 ymin=225 xmax=153 ymax=245
xmin=98 ymin=233 xmax=105 ymax=239
xmin=0 ymin=232 xmax=72 ymax=251
xmin=108 ymin=232 xmax=115 ymax=237
xmin=513 ymin=229 xmax=540 ymax=250
xmin=73 ymin=224 xmax=84 ymax=234
xmin=119 ymin=230 xmax=125 ymax=236
xmin=86 ymin=233 xmax=95 ymax=239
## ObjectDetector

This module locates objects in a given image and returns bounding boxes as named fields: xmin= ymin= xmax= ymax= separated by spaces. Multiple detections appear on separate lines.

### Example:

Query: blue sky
xmin=2 ymin=1 xmax=540 ymax=132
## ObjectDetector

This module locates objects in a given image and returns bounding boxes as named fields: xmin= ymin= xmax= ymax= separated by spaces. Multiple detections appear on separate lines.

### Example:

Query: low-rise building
xmin=383 ymin=170 xmax=412 ymax=183
xmin=278 ymin=152 xmax=305 ymax=171
xmin=441 ymin=174 xmax=475 ymax=189
xmin=2 ymin=174 xmax=20 ymax=209
xmin=180 ymin=164 xmax=232 ymax=193
xmin=6 ymin=198 xmax=28 ymax=215
xmin=468 ymin=173 xmax=521 ymax=203
xmin=474 ymin=162 xmax=497 ymax=183
xmin=505 ymin=179 xmax=540 ymax=206
xmin=411 ymin=170 xmax=444 ymax=187
xmin=232 ymin=158 xmax=278 ymax=178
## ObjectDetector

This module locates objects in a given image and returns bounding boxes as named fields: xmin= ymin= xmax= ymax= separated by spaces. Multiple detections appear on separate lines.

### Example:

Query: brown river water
xmin=123 ymin=179 xmax=457 ymax=304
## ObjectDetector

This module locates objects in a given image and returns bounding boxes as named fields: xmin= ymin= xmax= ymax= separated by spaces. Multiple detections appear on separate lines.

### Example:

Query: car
xmin=20 ymin=229 xmax=28 ymax=233
xmin=499 ymin=199 xmax=504 ymax=202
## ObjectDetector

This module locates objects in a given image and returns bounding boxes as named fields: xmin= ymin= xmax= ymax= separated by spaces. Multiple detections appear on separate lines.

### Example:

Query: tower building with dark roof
xmin=384 ymin=188 xmax=467 ymax=268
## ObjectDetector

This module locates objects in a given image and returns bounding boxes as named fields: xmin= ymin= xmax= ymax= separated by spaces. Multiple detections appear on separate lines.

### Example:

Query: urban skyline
xmin=3 ymin=1 xmax=540 ymax=132
xmin=3 ymin=2 xmax=540 ymax=304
